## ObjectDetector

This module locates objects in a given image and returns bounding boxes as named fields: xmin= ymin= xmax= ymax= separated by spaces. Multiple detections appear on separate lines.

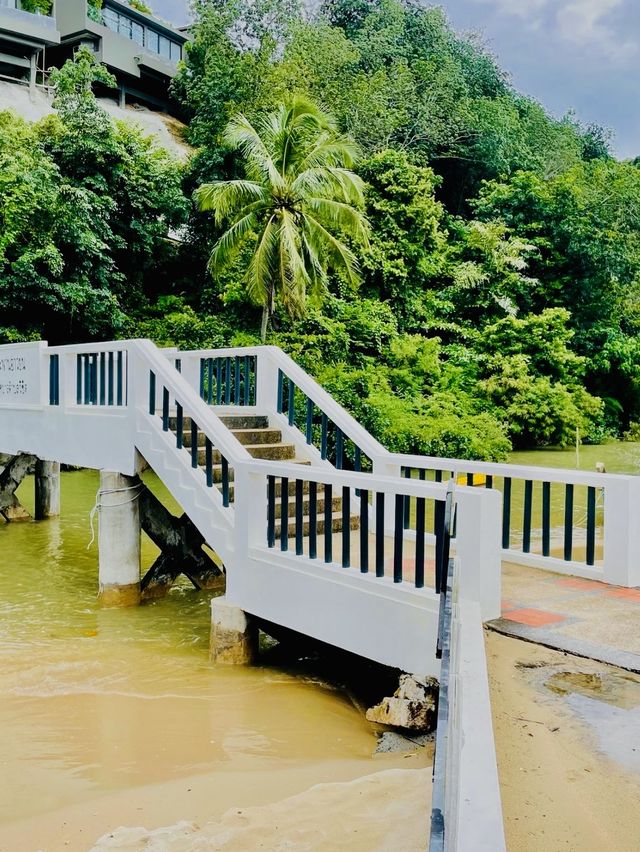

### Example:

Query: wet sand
xmin=486 ymin=630 xmax=640 ymax=852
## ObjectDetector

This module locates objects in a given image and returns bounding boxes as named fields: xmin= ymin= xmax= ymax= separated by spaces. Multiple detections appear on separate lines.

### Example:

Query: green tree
xmin=358 ymin=150 xmax=447 ymax=330
xmin=475 ymin=163 xmax=640 ymax=424
xmin=0 ymin=49 xmax=187 ymax=343
xmin=195 ymin=96 xmax=370 ymax=341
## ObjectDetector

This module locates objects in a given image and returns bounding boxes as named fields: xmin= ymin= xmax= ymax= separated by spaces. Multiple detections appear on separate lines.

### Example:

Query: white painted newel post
xmin=255 ymin=348 xmax=280 ymax=415
xmin=603 ymin=476 xmax=640 ymax=588
xmin=455 ymin=487 xmax=502 ymax=621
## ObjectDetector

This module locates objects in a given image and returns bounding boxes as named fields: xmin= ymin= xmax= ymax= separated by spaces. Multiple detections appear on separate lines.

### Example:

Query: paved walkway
xmin=491 ymin=562 xmax=640 ymax=672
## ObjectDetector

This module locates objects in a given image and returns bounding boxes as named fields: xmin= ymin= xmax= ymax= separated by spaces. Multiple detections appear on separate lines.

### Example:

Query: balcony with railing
xmin=0 ymin=0 xmax=59 ymax=41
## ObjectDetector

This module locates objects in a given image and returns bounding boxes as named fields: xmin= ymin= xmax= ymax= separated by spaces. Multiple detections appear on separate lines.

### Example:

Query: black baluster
xmin=295 ymin=478 xmax=304 ymax=556
xmin=309 ymin=480 xmax=318 ymax=559
xmin=375 ymin=493 xmax=385 ymax=577
xmin=288 ymin=379 xmax=295 ymax=427
xmin=360 ymin=488 xmax=369 ymax=573
xmin=83 ymin=354 xmax=90 ymax=404
xmin=162 ymin=387 xmax=169 ymax=431
xmin=221 ymin=457 xmax=230 ymax=507
xmin=76 ymin=355 xmax=82 ymax=404
xmin=586 ymin=486 xmax=597 ymax=566
xmin=205 ymin=438 xmax=213 ymax=487
xmin=224 ymin=357 xmax=232 ymax=405
xmin=564 ymin=483 xmax=574 ymax=562
xmin=335 ymin=428 xmax=343 ymax=469
xmin=191 ymin=421 xmax=198 ymax=468
xmin=542 ymin=481 xmax=551 ymax=557
xmin=324 ymin=483 xmax=332 ymax=563
xmin=116 ymin=351 xmax=123 ymax=406
xmin=107 ymin=352 xmax=114 ymax=406
xmin=342 ymin=486 xmax=350 ymax=568
xmin=215 ymin=358 xmax=221 ymax=405
xmin=305 ymin=397 xmax=314 ymax=444
xmin=434 ymin=499 xmax=445 ymax=592
xmin=176 ymin=403 xmax=183 ymax=449
xmin=99 ymin=352 xmax=106 ymax=405
xmin=502 ymin=477 xmax=512 ymax=549
xmin=280 ymin=476 xmax=289 ymax=551
xmin=277 ymin=369 xmax=284 ymax=413
xmin=393 ymin=494 xmax=404 ymax=583
xmin=199 ymin=359 xmax=206 ymax=400
xmin=243 ymin=355 xmax=251 ymax=405
xmin=320 ymin=413 xmax=328 ymax=460
xmin=415 ymin=496 xmax=426 ymax=588
xmin=267 ymin=476 xmax=276 ymax=548
xmin=403 ymin=466 xmax=411 ymax=529
xmin=234 ymin=356 xmax=241 ymax=405
xmin=523 ymin=480 xmax=533 ymax=553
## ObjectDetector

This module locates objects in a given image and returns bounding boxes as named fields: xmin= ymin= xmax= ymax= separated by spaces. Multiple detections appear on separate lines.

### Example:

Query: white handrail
xmin=131 ymin=340 xmax=252 ymax=466
xmin=387 ymin=452 xmax=632 ymax=488
xmin=244 ymin=457 xmax=449 ymax=499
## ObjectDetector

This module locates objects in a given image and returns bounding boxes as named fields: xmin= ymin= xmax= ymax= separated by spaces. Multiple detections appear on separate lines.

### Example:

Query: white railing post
xmin=179 ymin=354 xmax=200 ymax=396
xmin=455 ymin=488 xmax=502 ymax=621
xmin=227 ymin=463 xmax=267 ymax=604
xmin=373 ymin=455 xmax=402 ymax=532
xmin=255 ymin=348 xmax=279 ymax=414
xmin=60 ymin=351 xmax=77 ymax=407
xmin=603 ymin=476 xmax=640 ymax=587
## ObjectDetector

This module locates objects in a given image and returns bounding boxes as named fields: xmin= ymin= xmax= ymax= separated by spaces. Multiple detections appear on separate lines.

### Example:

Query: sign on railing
xmin=0 ymin=342 xmax=43 ymax=405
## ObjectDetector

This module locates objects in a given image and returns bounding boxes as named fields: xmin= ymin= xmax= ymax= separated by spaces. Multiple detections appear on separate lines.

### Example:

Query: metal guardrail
xmin=430 ymin=484 xmax=457 ymax=851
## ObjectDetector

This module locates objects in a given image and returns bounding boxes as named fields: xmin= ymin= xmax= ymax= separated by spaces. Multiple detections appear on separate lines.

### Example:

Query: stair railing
xmin=130 ymin=340 xmax=251 ymax=509
xmin=178 ymin=346 xmax=389 ymax=474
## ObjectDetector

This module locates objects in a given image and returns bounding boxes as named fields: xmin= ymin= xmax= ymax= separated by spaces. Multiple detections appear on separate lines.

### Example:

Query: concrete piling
xmin=210 ymin=597 xmax=258 ymax=665
xmin=34 ymin=460 xmax=61 ymax=520
xmin=98 ymin=471 xmax=141 ymax=607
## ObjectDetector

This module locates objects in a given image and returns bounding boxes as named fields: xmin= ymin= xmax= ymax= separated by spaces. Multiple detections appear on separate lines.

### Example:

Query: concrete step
xmin=224 ymin=474 xmax=314 ymax=503
xmin=232 ymin=428 xmax=283 ymax=446
xmin=203 ymin=459 xmax=312 ymax=487
xmin=275 ymin=512 xmax=361 ymax=538
xmin=198 ymin=443 xmax=296 ymax=464
xmin=168 ymin=414 xmax=270 ymax=432
xmin=219 ymin=415 xmax=269 ymax=430
xmin=181 ymin=427 xmax=283 ymax=448
xmin=274 ymin=495 xmax=343 ymax=519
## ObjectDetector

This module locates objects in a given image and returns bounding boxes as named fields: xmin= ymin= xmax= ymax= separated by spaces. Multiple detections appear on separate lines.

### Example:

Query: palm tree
xmin=195 ymin=97 xmax=370 ymax=342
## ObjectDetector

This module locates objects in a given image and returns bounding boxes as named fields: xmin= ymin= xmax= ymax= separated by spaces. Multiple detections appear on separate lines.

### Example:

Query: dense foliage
xmin=0 ymin=48 xmax=186 ymax=343
xmin=2 ymin=1 xmax=639 ymax=460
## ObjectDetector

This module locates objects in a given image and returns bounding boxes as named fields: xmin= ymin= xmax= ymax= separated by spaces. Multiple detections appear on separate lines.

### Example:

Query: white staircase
xmin=0 ymin=337 xmax=505 ymax=676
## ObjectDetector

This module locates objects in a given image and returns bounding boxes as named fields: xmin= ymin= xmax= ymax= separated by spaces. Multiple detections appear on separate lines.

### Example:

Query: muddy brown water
xmin=0 ymin=470 xmax=424 ymax=846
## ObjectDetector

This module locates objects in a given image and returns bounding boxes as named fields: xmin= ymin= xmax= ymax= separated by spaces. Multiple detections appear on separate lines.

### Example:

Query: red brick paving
xmin=502 ymin=608 xmax=568 ymax=628
xmin=555 ymin=577 xmax=606 ymax=592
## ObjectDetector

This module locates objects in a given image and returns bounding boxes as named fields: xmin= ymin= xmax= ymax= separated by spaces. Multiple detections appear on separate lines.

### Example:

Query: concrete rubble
xmin=366 ymin=674 xmax=438 ymax=731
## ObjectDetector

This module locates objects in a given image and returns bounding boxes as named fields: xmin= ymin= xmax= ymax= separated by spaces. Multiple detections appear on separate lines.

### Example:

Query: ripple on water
xmin=0 ymin=470 xmax=388 ymax=830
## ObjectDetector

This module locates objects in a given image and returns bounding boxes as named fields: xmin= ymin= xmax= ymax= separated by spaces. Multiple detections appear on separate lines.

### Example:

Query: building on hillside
xmin=0 ymin=0 xmax=187 ymax=112
xmin=0 ymin=0 xmax=60 ymax=92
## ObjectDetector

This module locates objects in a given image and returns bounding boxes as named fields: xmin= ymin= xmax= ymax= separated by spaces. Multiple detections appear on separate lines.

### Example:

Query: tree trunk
xmin=260 ymin=303 xmax=269 ymax=343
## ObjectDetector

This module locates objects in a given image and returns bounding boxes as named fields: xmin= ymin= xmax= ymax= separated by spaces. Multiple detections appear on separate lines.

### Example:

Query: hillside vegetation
xmin=2 ymin=0 xmax=640 ymax=460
